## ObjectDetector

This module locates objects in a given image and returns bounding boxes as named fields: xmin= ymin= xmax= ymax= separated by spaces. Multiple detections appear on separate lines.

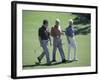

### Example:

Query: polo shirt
xmin=65 ymin=26 xmax=75 ymax=37
xmin=38 ymin=26 xmax=50 ymax=40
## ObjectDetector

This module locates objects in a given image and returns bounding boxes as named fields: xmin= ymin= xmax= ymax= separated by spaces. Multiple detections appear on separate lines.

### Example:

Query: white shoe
xmin=67 ymin=58 xmax=72 ymax=61
xmin=73 ymin=58 xmax=78 ymax=61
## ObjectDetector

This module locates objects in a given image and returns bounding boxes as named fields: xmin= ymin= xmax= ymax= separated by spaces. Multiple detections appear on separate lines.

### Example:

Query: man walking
xmin=51 ymin=19 xmax=66 ymax=63
xmin=65 ymin=19 xmax=77 ymax=61
xmin=37 ymin=19 xmax=51 ymax=65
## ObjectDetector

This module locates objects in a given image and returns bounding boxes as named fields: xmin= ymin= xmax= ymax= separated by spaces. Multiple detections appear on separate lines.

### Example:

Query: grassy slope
xmin=22 ymin=10 xmax=90 ymax=69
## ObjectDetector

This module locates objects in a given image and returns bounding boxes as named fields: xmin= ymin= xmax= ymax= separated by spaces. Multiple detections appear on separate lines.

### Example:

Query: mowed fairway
xmin=22 ymin=10 xmax=91 ymax=69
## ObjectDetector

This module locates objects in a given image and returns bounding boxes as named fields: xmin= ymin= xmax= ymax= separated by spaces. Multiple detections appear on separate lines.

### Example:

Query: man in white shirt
xmin=51 ymin=19 xmax=66 ymax=63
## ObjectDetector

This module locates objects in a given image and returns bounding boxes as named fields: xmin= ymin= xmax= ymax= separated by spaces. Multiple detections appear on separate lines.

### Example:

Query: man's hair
xmin=56 ymin=18 xmax=60 ymax=23
xmin=43 ymin=19 xmax=48 ymax=25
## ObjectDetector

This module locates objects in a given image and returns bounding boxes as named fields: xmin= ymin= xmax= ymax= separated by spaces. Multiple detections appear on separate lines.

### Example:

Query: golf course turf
xmin=22 ymin=10 xmax=91 ymax=69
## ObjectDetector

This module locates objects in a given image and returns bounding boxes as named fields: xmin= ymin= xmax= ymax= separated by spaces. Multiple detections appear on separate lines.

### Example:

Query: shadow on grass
xmin=72 ymin=13 xmax=90 ymax=25
xmin=23 ymin=60 xmax=76 ymax=68
xmin=75 ymin=25 xmax=90 ymax=35
xmin=73 ymin=17 xmax=90 ymax=25
xmin=71 ymin=13 xmax=91 ymax=35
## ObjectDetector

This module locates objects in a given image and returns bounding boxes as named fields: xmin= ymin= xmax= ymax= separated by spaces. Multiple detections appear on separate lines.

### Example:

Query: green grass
xmin=22 ymin=10 xmax=91 ymax=69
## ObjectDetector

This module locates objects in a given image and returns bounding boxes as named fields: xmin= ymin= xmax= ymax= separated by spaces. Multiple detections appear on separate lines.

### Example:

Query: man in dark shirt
xmin=37 ymin=19 xmax=51 ymax=65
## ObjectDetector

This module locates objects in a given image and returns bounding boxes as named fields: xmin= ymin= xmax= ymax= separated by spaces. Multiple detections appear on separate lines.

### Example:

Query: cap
xmin=56 ymin=18 xmax=60 ymax=23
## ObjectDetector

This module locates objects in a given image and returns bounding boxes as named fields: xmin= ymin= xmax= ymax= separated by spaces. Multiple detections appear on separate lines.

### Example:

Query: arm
xmin=70 ymin=28 xmax=75 ymax=38
xmin=66 ymin=35 xmax=70 ymax=44
xmin=48 ymin=31 xmax=52 ymax=46
xmin=65 ymin=28 xmax=70 ymax=43
xmin=61 ymin=30 xmax=64 ymax=35
xmin=51 ymin=27 xmax=54 ymax=37
xmin=38 ymin=28 xmax=42 ymax=46
xmin=38 ymin=36 xmax=42 ymax=46
xmin=59 ymin=26 xmax=64 ymax=35
xmin=49 ymin=35 xmax=52 ymax=46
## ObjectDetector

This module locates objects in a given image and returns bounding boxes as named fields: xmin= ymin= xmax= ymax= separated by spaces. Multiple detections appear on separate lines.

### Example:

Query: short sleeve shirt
xmin=51 ymin=25 xmax=61 ymax=37
xmin=38 ymin=26 xmax=50 ymax=40
xmin=65 ymin=26 xmax=75 ymax=37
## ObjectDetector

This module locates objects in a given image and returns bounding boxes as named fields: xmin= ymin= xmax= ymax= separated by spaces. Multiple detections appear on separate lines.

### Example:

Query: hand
xmin=61 ymin=32 xmax=64 ymax=35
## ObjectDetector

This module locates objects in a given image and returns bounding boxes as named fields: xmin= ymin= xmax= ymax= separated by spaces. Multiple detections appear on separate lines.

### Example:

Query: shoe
xmin=73 ymin=58 xmax=78 ymax=61
xmin=46 ymin=62 xmax=51 ymax=65
xmin=37 ymin=57 xmax=41 ymax=63
xmin=51 ymin=60 xmax=56 ymax=62
xmin=62 ymin=59 xmax=66 ymax=63
xmin=35 ymin=62 xmax=40 ymax=65
xmin=67 ymin=58 xmax=72 ymax=61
